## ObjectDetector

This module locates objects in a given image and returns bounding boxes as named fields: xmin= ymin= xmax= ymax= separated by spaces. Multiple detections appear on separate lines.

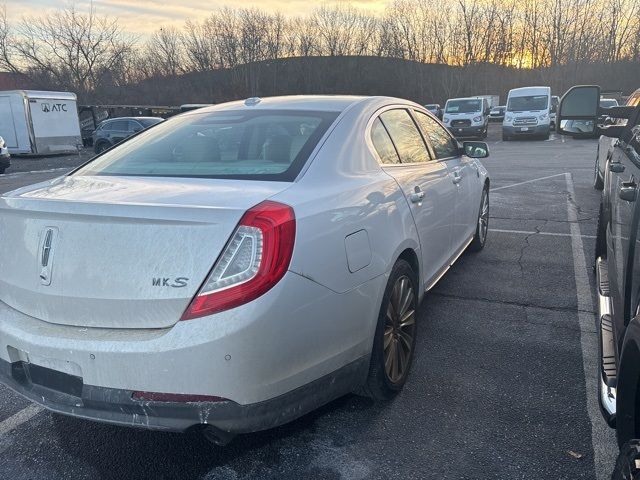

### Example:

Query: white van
xmin=502 ymin=86 xmax=552 ymax=141
xmin=442 ymin=97 xmax=490 ymax=139
xmin=0 ymin=90 xmax=82 ymax=155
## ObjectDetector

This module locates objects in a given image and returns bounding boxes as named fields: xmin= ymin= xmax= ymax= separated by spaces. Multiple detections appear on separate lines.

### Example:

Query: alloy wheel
xmin=479 ymin=190 xmax=489 ymax=243
xmin=384 ymin=275 xmax=416 ymax=384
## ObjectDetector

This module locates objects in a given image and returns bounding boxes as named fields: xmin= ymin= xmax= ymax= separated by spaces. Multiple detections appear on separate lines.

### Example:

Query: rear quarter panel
xmin=276 ymin=100 xmax=421 ymax=296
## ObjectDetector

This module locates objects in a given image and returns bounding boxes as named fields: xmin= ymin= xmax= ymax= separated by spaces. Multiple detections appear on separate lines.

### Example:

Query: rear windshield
xmin=75 ymin=110 xmax=339 ymax=181
xmin=599 ymin=99 xmax=619 ymax=108
xmin=445 ymin=99 xmax=482 ymax=113
xmin=138 ymin=118 xmax=164 ymax=127
xmin=507 ymin=95 xmax=549 ymax=112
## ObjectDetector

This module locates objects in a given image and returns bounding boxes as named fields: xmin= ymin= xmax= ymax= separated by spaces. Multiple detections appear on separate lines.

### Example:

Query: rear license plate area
xmin=12 ymin=362 xmax=83 ymax=398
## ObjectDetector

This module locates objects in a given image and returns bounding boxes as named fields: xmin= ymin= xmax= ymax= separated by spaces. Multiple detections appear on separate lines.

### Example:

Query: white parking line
xmin=492 ymin=173 xmax=568 ymax=191
xmin=0 ymin=405 xmax=43 ymax=436
xmin=565 ymin=172 xmax=616 ymax=480
xmin=491 ymin=228 xmax=595 ymax=239
xmin=0 ymin=167 xmax=70 ymax=179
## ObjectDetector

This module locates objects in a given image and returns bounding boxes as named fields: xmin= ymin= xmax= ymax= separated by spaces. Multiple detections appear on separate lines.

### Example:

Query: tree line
xmin=1 ymin=1 xmax=639 ymax=104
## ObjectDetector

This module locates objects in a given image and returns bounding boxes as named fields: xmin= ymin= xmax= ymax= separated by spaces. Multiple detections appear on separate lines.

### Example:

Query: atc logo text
xmin=41 ymin=103 xmax=68 ymax=113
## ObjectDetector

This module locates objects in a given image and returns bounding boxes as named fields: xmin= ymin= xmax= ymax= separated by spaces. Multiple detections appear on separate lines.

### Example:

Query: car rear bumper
xmin=0 ymin=355 xmax=367 ymax=433
xmin=503 ymin=125 xmax=550 ymax=136
xmin=0 ymin=271 xmax=382 ymax=432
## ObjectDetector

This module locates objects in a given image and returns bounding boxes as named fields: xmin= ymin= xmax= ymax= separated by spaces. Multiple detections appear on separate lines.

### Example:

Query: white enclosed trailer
xmin=0 ymin=90 xmax=82 ymax=155
xmin=476 ymin=95 xmax=500 ymax=108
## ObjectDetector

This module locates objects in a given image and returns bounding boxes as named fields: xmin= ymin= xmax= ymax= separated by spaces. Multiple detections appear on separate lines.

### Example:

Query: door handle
xmin=610 ymin=163 xmax=625 ymax=173
xmin=619 ymin=182 xmax=637 ymax=202
xmin=452 ymin=173 xmax=462 ymax=185
xmin=410 ymin=191 xmax=425 ymax=203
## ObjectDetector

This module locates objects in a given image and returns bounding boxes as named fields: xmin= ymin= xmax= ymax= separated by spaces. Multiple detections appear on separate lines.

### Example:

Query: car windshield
xmin=445 ymin=99 xmax=482 ymax=113
xmin=507 ymin=95 xmax=548 ymax=112
xmin=600 ymin=99 xmax=618 ymax=108
xmin=75 ymin=110 xmax=339 ymax=181
xmin=425 ymin=104 xmax=438 ymax=110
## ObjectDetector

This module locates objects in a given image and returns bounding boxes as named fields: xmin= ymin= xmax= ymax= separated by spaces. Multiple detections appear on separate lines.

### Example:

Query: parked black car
xmin=93 ymin=117 xmax=164 ymax=154
xmin=558 ymin=86 xmax=640 ymax=478
xmin=0 ymin=136 xmax=10 ymax=174
xmin=424 ymin=104 xmax=443 ymax=119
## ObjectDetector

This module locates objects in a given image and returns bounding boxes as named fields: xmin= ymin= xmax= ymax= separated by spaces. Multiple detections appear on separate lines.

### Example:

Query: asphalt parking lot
xmin=0 ymin=124 xmax=618 ymax=479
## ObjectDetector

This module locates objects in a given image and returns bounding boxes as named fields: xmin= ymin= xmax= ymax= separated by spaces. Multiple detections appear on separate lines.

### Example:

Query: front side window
xmin=627 ymin=94 xmax=640 ymax=107
xmin=507 ymin=95 xmax=549 ymax=112
xmin=370 ymin=118 xmax=400 ymax=165
xmin=414 ymin=111 xmax=459 ymax=159
xmin=75 ymin=110 xmax=338 ymax=181
xmin=379 ymin=109 xmax=430 ymax=164
xmin=445 ymin=99 xmax=482 ymax=114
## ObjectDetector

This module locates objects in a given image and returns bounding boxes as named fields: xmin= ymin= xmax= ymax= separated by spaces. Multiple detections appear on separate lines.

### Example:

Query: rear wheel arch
xmin=617 ymin=322 xmax=640 ymax=446
xmin=397 ymin=248 xmax=420 ymax=289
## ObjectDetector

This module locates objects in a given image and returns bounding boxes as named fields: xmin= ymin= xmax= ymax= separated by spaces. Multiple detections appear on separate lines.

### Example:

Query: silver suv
xmin=93 ymin=117 xmax=163 ymax=154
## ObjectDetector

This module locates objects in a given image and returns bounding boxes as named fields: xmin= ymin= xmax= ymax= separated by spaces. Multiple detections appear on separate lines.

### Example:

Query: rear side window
xmin=379 ymin=109 xmax=430 ymax=164
xmin=128 ymin=121 xmax=143 ymax=133
xmin=109 ymin=120 xmax=128 ymax=131
xmin=75 ymin=110 xmax=339 ymax=181
xmin=414 ymin=111 xmax=459 ymax=159
xmin=370 ymin=118 xmax=400 ymax=165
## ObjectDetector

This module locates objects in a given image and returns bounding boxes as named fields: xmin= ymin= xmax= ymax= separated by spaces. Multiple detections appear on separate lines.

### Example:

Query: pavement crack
xmin=516 ymin=220 xmax=547 ymax=278
xmin=429 ymin=291 xmax=596 ymax=316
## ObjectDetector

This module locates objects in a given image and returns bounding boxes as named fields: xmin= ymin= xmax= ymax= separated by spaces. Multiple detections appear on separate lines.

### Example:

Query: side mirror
xmin=462 ymin=141 xmax=489 ymax=158
xmin=558 ymin=85 xmax=600 ymax=138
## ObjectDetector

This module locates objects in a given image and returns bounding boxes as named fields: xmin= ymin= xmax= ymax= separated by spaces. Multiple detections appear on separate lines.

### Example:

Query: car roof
xmin=188 ymin=95 xmax=374 ymax=114
xmin=508 ymin=86 xmax=551 ymax=95
xmin=104 ymin=117 xmax=163 ymax=122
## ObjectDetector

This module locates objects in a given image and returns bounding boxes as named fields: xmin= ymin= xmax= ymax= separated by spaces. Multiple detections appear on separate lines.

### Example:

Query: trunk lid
xmin=0 ymin=175 xmax=290 ymax=329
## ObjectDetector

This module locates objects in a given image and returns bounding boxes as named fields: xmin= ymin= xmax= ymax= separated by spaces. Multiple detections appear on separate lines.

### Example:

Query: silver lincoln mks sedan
xmin=0 ymin=96 xmax=490 ymax=444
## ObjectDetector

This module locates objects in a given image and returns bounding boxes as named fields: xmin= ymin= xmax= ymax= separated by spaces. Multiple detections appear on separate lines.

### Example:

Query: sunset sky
xmin=3 ymin=0 xmax=389 ymax=33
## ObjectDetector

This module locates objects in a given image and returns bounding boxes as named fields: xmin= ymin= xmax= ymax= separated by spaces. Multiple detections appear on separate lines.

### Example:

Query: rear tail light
xmin=180 ymin=200 xmax=295 ymax=320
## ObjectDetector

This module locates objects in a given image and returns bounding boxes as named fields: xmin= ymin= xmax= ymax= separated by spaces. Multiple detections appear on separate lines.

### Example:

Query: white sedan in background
xmin=0 ymin=95 xmax=490 ymax=444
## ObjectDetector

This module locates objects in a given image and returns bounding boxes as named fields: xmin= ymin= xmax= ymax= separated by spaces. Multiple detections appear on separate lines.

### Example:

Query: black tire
xmin=612 ymin=440 xmax=640 ymax=480
xmin=361 ymin=259 xmax=418 ymax=400
xmin=0 ymin=167 xmax=5 ymax=175
xmin=469 ymin=187 xmax=489 ymax=252
xmin=502 ymin=133 xmax=510 ymax=141
xmin=541 ymin=131 xmax=550 ymax=141
xmin=94 ymin=142 xmax=109 ymax=154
